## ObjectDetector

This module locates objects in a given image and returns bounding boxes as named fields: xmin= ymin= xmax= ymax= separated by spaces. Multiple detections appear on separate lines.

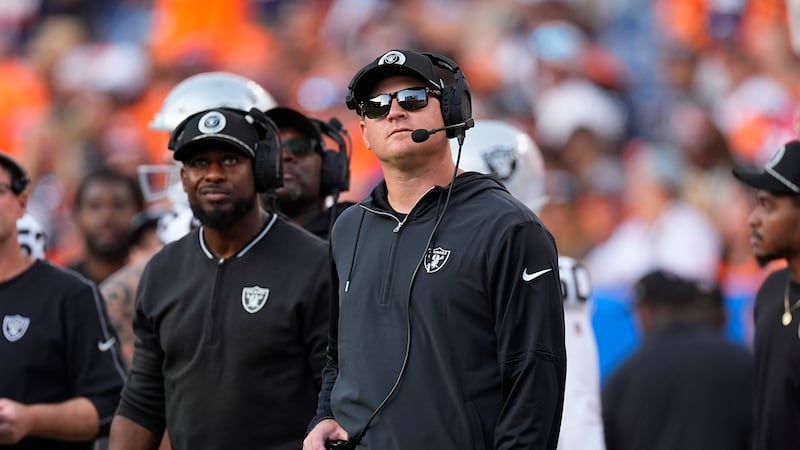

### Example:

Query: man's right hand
xmin=303 ymin=418 xmax=349 ymax=450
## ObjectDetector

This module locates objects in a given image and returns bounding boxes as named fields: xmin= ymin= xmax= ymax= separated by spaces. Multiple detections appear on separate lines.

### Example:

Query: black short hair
xmin=0 ymin=153 xmax=30 ymax=195
xmin=74 ymin=167 xmax=145 ymax=211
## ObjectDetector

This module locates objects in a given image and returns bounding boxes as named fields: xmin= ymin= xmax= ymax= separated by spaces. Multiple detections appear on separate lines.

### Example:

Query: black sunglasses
xmin=359 ymin=87 xmax=440 ymax=119
xmin=282 ymin=136 xmax=317 ymax=156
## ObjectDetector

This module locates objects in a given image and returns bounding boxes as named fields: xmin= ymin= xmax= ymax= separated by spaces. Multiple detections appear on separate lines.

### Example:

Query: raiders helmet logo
xmin=424 ymin=247 xmax=451 ymax=274
xmin=482 ymin=147 xmax=518 ymax=182
xmin=3 ymin=314 xmax=30 ymax=342
xmin=242 ymin=286 xmax=270 ymax=313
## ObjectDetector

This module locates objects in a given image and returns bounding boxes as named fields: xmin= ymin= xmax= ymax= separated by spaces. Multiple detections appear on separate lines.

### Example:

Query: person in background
xmin=0 ymin=152 xmax=126 ymax=449
xmin=453 ymin=119 xmax=606 ymax=450
xmin=732 ymin=140 xmax=800 ymax=450
xmin=602 ymin=270 xmax=753 ymax=450
xmin=264 ymin=106 xmax=353 ymax=240
xmin=108 ymin=107 xmax=330 ymax=450
xmin=100 ymin=210 xmax=164 ymax=365
xmin=304 ymin=49 xmax=565 ymax=450
xmin=68 ymin=167 xmax=144 ymax=285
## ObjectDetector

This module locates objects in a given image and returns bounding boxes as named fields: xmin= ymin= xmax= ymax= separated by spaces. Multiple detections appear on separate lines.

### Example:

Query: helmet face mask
xmin=452 ymin=120 xmax=548 ymax=212
xmin=137 ymin=163 xmax=183 ymax=203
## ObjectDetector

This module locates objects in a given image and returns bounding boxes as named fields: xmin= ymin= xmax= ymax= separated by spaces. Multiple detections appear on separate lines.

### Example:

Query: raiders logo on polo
xmin=242 ymin=286 xmax=270 ymax=313
xmin=424 ymin=247 xmax=451 ymax=274
xmin=3 ymin=314 xmax=30 ymax=342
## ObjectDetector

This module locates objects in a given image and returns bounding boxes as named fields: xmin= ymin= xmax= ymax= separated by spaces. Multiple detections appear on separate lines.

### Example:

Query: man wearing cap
xmin=733 ymin=140 xmax=800 ymax=450
xmin=108 ymin=108 xmax=331 ymax=450
xmin=265 ymin=107 xmax=353 ymax=240
xmin=304 ymin=50 xmax=565 ymax=450
xmin=602 ymin=270 xmax=753 ymax=450
xmin=0 ymin=152 xmax=126 ymax=449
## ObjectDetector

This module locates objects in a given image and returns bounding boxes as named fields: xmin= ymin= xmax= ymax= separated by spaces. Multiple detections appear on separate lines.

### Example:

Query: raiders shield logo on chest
xmin=242 ymin=286 xmax=270 ymax=313
xmin=3 ymin=314 xmax=30 ymax=342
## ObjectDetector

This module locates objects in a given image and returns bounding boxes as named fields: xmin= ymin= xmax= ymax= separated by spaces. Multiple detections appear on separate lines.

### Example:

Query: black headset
xmin=168 ymin=108 xmax=283 ymax=193
xmin=312 ymin=117 xmax=351 ymax=197
xmin=421 ymin=52 xmax=472 ymax=139
xmin=247 ymin=108 xmax=284 ymax=193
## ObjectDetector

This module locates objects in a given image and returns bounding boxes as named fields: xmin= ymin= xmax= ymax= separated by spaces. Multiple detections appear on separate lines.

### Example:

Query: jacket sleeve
xmin=488 ymin=221 xmax=567 ymax=450
xmin=308 ymin=249 xmax=340 ymax=430
xmin=114 ymin=262 xmax=167 ymax=436
xmin=64 ymin=281 xmax=127 ymax=436
xmin=301 ymin=250 xmax=333 ymax=390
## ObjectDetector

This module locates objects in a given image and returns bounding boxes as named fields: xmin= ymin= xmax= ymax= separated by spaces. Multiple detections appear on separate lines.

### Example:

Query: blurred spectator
xmin=585 ymin=141 xmax=721 ymax=289
xmin=68 ymin=167 xmax=144 ymax=285
xmin=602 ymin=270 xmax=753 ymax=450
xmin=99 ymin=209 xmax=164 ymax=366
xmin=584 ymin=141 xmax=722 ymax=380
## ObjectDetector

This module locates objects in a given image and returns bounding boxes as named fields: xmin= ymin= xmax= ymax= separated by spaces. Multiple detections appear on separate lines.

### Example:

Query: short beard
xmin=191 ymin=195 xmax=256 ymax=230
xmin=275 ymin=188 xmax=316 ymax=218
xmin=86 ymin=238 xmax=129 ymax=261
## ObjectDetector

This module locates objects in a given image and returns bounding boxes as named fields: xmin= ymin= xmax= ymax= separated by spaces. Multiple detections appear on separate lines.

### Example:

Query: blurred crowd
xmin=2 ymin=0 xmax=798 ymax=379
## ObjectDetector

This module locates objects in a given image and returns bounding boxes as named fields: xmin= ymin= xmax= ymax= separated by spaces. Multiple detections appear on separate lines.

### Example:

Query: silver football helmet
xmin=148 ymin=71 xmax=278 ymax=132
xmin=141 ymin=71 xmax=277 ymax=243
xmin=452 ymin=120 xmax=548 ymax=212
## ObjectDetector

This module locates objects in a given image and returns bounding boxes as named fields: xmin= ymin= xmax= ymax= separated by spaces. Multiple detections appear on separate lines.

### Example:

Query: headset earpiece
xmin=247 ymin=108 xmax=284 ymax=193
xmin=314 ymin=117 xmax=351 ymax=197
xmin=422 ymin=52 xmax=472 ymax=139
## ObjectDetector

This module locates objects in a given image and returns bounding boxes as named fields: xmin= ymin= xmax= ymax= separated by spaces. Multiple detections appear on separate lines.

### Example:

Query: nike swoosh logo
xmin=97 ymin=337 xmax=116 ymax=352
xmin=522 ymin=268 xmax=552 ymax=282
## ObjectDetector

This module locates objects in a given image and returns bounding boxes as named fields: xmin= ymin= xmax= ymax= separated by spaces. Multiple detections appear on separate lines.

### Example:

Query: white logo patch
xmin=242 ymin=286 xmax=270 ymax=313
xmin=98 ymin=337 xmax=116 ymax=352
xmin=378 ymin=50 xmax=406 ymax=66
xmin=424 ymin=247 xmax=451 ymax=273
xmin=3 ymin=315 xmax=30 ymax=342
xmin=522 ymin=268 xmax=552 ymax=282
xmin=198 ymin=111 xmax=226 ymax=134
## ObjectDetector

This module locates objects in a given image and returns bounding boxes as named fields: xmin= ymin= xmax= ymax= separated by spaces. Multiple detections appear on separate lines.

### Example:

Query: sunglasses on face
xmin=359 ymin=87 xmax=440 ymax=119
xmin=282 ymin=137 xmax=316 ymax=157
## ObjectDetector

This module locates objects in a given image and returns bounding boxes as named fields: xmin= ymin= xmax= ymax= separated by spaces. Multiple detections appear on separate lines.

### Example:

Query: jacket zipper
xmin=358 ymin=187 xmax=437 ymax=306
xmin=208 ymin=257 xmax=227 ymax=345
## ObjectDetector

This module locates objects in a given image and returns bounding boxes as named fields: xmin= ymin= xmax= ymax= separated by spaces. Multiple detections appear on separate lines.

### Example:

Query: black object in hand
xmin=326 ymin=440 xmax=355 ymax=449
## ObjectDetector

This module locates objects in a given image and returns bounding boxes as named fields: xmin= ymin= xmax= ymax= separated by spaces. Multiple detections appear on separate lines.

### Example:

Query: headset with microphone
xmin=334 ymin=51 xmax=474 ymax=449
xmin=410 ymin=118 xmax=475 ymax=143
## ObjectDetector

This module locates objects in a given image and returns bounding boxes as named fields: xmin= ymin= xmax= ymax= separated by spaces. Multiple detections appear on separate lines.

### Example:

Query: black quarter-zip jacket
xmin=313 ymin=172 xmax=567 ymax=449
xmin=116 ymin=213 xmax=331 ymax=450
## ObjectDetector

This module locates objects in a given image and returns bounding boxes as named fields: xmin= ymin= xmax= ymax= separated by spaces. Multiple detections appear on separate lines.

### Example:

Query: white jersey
xmin=558 ymin=256 xmax=605 ymax=450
